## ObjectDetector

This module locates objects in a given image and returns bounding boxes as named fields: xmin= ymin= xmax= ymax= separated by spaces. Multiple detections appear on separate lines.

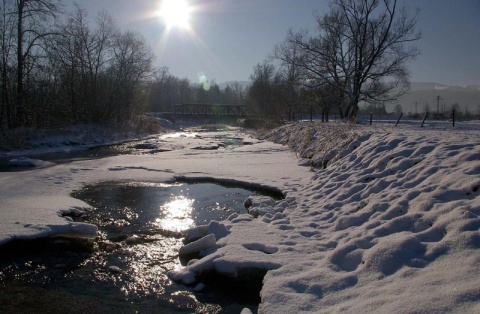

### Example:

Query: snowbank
xmin=260 ymin=122 xmax=366 ymax=168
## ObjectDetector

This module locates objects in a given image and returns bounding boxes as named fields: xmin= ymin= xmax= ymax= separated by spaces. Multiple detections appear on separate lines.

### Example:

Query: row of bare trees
xmin=0 ymin=1 xmax=154 ymax=130
xmin=248 ymin=0 xmax=421 ymax=122
xmin=1 ymin=0 xmax=422 ymax=130
xmin=247 ymin=61 xmax=346 ymax=122
xmin=148 ymin=66 xmax=246 ymax=113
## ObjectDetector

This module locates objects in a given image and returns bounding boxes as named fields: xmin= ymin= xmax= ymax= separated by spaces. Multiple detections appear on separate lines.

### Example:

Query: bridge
xmin=173 ymin=103 xmax=247 ymax=117
xmin=154 ymin=103 xmax=248 ymax=123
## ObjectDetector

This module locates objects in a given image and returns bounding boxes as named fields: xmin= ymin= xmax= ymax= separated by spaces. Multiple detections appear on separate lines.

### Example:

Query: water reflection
xmin=66 ymin=182 xmax=267 ymax=311
xmin=0 ymin=182 xmax=268 ymax=313
xmin=155 ymin=195 xmax=195 ymax=232
xmin=160 ymin=132 xmax=197 ymax=139
xmin=73 ymin=182 xmax=256 ymax=240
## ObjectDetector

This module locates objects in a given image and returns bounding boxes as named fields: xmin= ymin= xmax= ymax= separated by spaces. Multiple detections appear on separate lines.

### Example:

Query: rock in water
xmin=244 ymin=198 xmax=253 ymax=209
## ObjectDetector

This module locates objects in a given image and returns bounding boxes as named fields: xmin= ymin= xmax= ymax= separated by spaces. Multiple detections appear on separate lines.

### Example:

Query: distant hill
xmin=391 ymin=82 xmax=480 ymax=115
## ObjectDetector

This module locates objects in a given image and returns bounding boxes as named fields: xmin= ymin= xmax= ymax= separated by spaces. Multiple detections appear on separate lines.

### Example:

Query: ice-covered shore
xmin=0 ymin=121 xmax=479 ymax=313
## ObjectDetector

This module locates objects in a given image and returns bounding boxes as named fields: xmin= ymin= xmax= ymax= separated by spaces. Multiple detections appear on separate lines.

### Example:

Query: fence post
xmin=452 ymin=108 xmax=455 ymax=127
xmin=395 ymin=113 xmax=403 ymax=126
xmin=420 ymin=112 xmax=428 ymax=127
xmin=369 ymin=113 xmax=373 ymax=125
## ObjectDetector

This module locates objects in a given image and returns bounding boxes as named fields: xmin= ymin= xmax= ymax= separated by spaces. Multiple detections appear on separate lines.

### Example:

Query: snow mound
xmin=169 ymin=218 xmax=284 ymax=285
xmin=260 ymin=122 xmax=366 ymax=168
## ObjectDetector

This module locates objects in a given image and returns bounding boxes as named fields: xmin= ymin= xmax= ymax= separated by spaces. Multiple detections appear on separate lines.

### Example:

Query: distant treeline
xmin=148 ymin=67 xmax=246 ymax=113
xmin=0 ymin=1 xmax=254 ymax=130
xmin=0 ymin=1 xmax=160 ymax=129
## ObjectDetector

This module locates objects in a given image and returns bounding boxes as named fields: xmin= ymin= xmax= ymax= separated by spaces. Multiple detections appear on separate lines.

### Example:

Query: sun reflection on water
xmin=155 ymin=196 xmax=195 ymax=232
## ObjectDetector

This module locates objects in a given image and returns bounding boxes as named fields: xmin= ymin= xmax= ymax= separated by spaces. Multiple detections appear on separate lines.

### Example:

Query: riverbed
xmin=0 ymin=126 xmax=310 ymax=313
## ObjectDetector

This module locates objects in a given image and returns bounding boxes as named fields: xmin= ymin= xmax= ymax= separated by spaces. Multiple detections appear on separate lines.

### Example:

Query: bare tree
xmin=109 ymin=30 xmax=153 ymax=123
xmin=274 ymin=37 xmax=302 ymax=120
xmin=227 ymin=81 xmax=245 ymax=106
xmin=301 ymin=83 xmax=345 ymax=122
xmin=278 ymin=0 xmax=421 ymax=121
xmin=148 ymin=68 xmax=198 ymax=113
xmin=52 ymin=7 xmax=116 ymax=123
xmin=0 ymin=0 xmax=16 ymax=128
xmin=14 ymin=0 xmax=60 ymax=127
xmin=0 ymin=1 xmax=160 ymax=129
xmin=247 ymin=61 xmax=275 ymax=117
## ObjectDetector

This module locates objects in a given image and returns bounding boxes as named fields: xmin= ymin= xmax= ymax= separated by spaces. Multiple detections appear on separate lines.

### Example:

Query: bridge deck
xmin=173 ymin=103 xmax=247 ymax=117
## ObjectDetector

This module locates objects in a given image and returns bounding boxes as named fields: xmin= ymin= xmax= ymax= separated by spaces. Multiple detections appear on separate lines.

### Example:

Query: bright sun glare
xmin=159 ymin=0 xmax=191 ymax=29
xmin=156 ymin=196 xmax=194 ymax=232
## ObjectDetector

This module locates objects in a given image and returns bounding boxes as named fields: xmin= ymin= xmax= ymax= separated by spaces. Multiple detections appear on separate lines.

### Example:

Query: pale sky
xmin=66 ymin=0 xmax=480 ymax=86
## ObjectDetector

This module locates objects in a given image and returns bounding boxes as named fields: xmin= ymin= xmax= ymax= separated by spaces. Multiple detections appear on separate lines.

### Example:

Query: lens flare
xmin=198 ymin=73 xmax=211 ymax=91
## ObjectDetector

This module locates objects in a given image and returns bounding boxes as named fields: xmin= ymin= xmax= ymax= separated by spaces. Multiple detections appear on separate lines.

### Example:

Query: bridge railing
xmin=173 ymin=103 xmax=247 ymax=117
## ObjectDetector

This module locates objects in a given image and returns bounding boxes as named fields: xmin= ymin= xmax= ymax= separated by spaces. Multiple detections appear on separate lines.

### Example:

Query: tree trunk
xmin=15 ymin=0 xmax=24 ymax=128
xmin=339 ymin=106 xmax=344 ymax=120
xmin=349 ymin=105 xmax=359 ymax=122
xmin=345 ymin=93 xmax=360 ymax=122
xmin=1 ymin=61 xmax=7 ymax=128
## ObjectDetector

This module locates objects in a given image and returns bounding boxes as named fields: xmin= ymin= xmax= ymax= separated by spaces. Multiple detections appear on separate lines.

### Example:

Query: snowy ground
xmin=1 ymin=120 xmax=479 ymax=313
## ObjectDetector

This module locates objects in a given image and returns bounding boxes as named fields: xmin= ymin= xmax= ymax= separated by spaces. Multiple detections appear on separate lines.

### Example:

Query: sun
xmin=159 ymin=0 xmax=191 ymax=29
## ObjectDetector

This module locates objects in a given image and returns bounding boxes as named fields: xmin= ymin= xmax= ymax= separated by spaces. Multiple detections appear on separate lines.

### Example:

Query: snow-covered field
xmin=1 ymin=120 xmax=479 ymax=313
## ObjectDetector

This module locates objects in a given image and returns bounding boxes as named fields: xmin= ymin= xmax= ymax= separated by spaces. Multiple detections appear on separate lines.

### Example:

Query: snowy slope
xmin=258 ymin=125 xmax=480 ymax=313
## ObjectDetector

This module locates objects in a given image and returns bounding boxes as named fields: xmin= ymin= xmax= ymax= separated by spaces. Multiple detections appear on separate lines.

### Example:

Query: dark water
xmin=0 ymin=141 xmax=146 ymax=172
xmin=0 ymin=182 xmax=270 ymax=313
xmin=0 ymin=132 xmax=252 ymax=172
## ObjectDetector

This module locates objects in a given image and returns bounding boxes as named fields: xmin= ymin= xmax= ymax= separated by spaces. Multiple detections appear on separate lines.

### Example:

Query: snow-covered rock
xmin=179 ymin=234 xmax=217 ymax=256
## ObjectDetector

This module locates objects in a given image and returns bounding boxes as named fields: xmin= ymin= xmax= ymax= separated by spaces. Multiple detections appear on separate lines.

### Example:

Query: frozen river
xmin=0 ymin=127 xmax=304 ymax=313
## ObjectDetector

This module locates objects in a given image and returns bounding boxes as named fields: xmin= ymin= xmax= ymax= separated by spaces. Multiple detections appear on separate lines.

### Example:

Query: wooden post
xmin=395 ymin=113 xmax=403 ymax=126
xmin=369 ymin=113 xmax=373 ymax=125
xmin=452 ymin=108 xmax=455 ymax=127
xmin=421 ymin=112 xmax=428 ymax=127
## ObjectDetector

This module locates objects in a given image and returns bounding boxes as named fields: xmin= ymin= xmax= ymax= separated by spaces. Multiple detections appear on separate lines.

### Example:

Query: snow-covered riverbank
xmin=1 ymin=121 xmax=479 ymax=313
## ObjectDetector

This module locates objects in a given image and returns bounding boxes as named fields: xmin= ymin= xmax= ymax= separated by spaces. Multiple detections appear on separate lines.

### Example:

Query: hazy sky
xmin=66 ymin=0 xmax=480 ymax=86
